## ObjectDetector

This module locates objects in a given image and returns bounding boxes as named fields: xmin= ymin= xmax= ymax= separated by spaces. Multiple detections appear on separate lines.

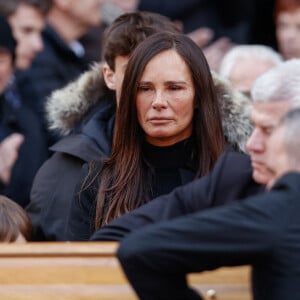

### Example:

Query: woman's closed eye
xmin=137 ymin=85 xmax=153 ymax=92
xmin=168 ymin=84 xmax=183 ymax=91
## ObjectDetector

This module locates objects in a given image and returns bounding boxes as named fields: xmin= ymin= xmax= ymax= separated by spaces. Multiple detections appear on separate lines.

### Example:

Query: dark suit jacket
xmin=91 ymin=151 xmax=264 ymax=241
xmin=117 ymin=173 xmax=300 ymax=300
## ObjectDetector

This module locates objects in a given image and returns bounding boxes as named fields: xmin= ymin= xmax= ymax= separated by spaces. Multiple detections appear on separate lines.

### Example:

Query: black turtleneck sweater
xmin=67 ymin=137 xmax=198 ymax=241
xmin=142 ymin=137 xmax=198 ymax=199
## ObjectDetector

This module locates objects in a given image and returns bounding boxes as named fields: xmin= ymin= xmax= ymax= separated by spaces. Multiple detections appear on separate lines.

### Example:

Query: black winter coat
xmin=26 ymin=97 xmax=115 ymax=240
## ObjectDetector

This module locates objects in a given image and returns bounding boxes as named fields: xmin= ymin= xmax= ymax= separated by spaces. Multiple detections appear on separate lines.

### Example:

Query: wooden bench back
xmin=0 ymin=242 xmax=251 ymax=300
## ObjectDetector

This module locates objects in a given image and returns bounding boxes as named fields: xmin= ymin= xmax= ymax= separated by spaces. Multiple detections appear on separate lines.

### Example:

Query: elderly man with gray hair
xmin=219 ymin=44 xmax=283 ymax=98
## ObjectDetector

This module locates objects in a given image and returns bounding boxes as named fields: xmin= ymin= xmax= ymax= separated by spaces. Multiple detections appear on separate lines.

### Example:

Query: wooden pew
xmin=0 ymin=242 xmax=251 ymax=300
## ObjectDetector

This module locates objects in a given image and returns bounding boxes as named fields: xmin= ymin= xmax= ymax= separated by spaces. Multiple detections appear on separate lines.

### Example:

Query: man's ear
xmin=103 ymin=63 xmax=116 ymax=91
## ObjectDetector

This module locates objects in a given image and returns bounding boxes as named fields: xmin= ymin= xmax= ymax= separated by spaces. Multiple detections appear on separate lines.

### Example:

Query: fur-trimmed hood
xmin=46 ymin=62 xmax=109 ymax=136
xmin=211 ymin=71 xmax=253 ymax=152
xmin=46 ymin=63 xmax=252 ymax=152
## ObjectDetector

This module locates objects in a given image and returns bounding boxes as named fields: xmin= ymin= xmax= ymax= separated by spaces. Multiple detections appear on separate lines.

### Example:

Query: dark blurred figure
xmin=16 ymin=0 xmax=103 ymax=146
xmin=80 ymin=0 xmax=139 ymax=62
xmin=0 ymin=2 xmax=50 ymax=207
xmin=0 ymin=0 xmax=50 ymax=70
xmin=248 ymin=0 xmax=277 ymax=48
xmin=138 ymin=0 xmax=255 ymax=70
xmin=79 ymin=24 xmax=107 ymax=62
xmin=138 ymin=0 xmax=254 ymax=43
xmin=138 ymin=0 xmax=279 ymax=70
xmin=0 ymin=15 xmax=24 ymax=191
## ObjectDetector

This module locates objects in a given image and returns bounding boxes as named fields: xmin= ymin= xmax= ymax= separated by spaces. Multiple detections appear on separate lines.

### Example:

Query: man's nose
xmin=246 ymin=128 xmax=265 ymax=153
xmin=32 ymin=34 xmax=43 ymax=53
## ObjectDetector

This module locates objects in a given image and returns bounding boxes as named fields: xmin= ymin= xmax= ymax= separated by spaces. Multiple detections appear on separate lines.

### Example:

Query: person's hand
xmin=187 ymin=27 xmax=214 ymax=48
xmin=202 ymin=37 xmax=234 ymax=71
xmin=0 ymin=133 xmax=24 ymax=185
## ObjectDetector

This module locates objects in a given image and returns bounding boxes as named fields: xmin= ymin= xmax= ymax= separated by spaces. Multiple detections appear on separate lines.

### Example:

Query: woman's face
xmin=136 ymin=49 xmax=195 ymax=146
xmin=276 ymin=7 xmax=300 ymax=59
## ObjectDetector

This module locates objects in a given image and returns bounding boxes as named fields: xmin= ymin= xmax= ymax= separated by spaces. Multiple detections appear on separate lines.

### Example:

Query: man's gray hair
xmin=219 ymin=44 xmax=282 ymax=79
xmin=251 ymin=59 xmax=300 ymax=107
xmin=279 ymin=108 xmax=300 ymax=167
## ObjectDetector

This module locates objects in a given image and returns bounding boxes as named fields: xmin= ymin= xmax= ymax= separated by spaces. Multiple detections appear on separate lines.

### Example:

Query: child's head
xmin=0 ymin=195 xmax=32 ymax=242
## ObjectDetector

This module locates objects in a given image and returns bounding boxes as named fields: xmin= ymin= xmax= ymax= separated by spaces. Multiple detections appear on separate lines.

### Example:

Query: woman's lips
xmin=148 ymin=118 xmax=172 ymax=124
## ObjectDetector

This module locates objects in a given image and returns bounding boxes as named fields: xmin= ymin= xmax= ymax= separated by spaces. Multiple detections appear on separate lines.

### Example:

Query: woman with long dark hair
xmin=67 ymin=32 xmax=227 ymax=240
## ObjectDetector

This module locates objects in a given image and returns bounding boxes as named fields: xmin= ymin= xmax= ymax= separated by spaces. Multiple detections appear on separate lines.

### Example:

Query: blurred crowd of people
xmin=1 ymin=1 xmax=300 ymax=297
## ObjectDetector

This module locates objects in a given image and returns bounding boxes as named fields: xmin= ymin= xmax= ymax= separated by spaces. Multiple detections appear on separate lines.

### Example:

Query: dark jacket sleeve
xmin=91 ymin=151 xmax=263 ymax=241
xmin=26 ymin=134 xmax=107 ymax=241
xmin=118 ymin=174 xmax=297 ymax=273
xmin=26 ymin=152 xmax=85 ymax=241
xmin=66 ymin=161 xmax=102 ymax=241
xmin=118 ymin=173 xmax=300 ymax=300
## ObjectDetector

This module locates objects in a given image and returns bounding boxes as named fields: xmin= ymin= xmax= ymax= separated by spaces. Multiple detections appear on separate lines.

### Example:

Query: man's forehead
xmin=12 ymin=3 xmax=45 ymax=23
xmin=251 ymin=100 xmax=293 ymax=122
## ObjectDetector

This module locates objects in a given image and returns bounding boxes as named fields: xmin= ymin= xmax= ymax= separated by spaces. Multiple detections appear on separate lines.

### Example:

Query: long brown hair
xmin=95 ymin=32 xmax=224 ymax=228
